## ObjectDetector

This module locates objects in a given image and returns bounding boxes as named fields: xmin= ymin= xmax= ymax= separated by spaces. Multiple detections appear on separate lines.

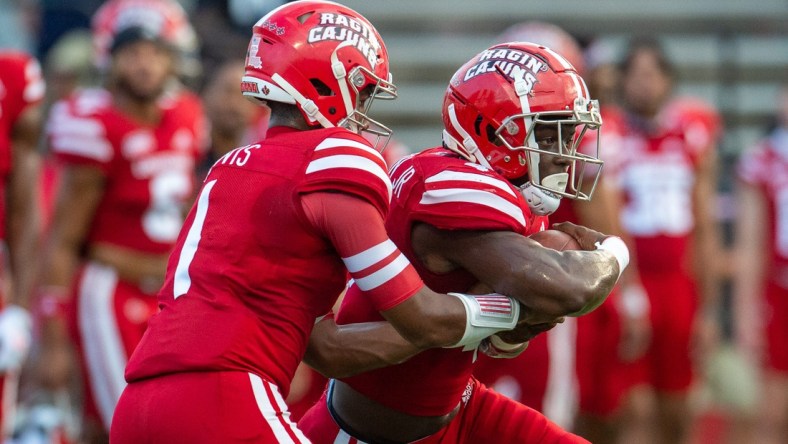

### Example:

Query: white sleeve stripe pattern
xmin=306 ymin=155 xmax=393 ymax=200
xmin=420 ymin=188 xmax=526 ymax=227
xmin=425 ymin=170 xmax=517 ymax=197
xmin=48 ymin=116 xmax=105 ymax=138
xmin=315 ymin=137 xmax=385 ymax=163
xmin=342 ymin=239 xmax=398 ymax=273
xmin=50 ymin=136 xmax=113 ymax=162
xmin=353 ymin=252 xmax=411 ymax=291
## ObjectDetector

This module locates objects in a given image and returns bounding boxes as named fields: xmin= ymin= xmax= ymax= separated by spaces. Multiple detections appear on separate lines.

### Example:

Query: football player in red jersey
xmin=734 ymin=84 xmax=788 ymax=444
xmin=37 ymin=1 xmax=206 ymax=442
xmin=0 ymin=50 xmax=45 ymax=437
xmin=604 ymin=38 xmax=724 ymax=444
xmin=470 ymin=24 xmax=650 ymax=444
xmin=110 ymin=3 xmax=567 ymax=443
xmin=297 ymin=41 xmax=630 ymax=444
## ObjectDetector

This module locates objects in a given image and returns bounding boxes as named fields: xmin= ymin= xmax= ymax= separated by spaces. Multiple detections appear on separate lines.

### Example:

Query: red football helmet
xmin=92 ymin=0 xmax=200 ymax=76
xmin=442 ymin=42 xmax=603 ymax=208
xmin=241 ymin=1 xmax=396 ymax=147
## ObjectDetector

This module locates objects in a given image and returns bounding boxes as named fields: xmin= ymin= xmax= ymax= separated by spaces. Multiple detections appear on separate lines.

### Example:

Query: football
xmin=529 ymin=229 xmax=582 ymax=251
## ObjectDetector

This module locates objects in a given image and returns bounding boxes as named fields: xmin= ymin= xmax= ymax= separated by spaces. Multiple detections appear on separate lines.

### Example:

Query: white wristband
xmin=447 ymin=293 xmax=519 ymax=349
xmin=595 ymin=236 xmax=629 ymax=279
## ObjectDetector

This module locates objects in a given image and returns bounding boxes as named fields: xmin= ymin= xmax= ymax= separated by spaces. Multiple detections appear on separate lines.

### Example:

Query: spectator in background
xmin=733 ymin=83 xmax=788 ymax=444
xmin=609 ymin=37 xmax=724 ymax=444
xmin=36 ymin=1 xmax=207 ymax=442
xmin=582 ymin=38 xmax=621 ymax=108
xmin=198 ymin=58 xmax=258 ymax=179
xmin=0 ymin=50 xmax=45 ymax=439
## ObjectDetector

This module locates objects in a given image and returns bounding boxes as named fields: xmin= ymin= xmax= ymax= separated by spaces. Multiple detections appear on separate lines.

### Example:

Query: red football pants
xmin=298 ymin=377 xmax=588 ymax=444
xmin=111 ymin=371 xmax=310 ymax=443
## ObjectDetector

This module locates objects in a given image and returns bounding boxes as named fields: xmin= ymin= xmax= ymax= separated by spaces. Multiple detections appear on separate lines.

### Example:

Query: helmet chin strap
xmin=330 ymin=41 xmax=356 ymax=124
xmin=513 ymin=72 xmax=541 ymax=187
xmin=445 ymin=104 xmax=492 ymax=168
xmin=271 ymin=73 xmax=334 ymax=129
xmin=519 ymin=173 xmax=568 ymax=216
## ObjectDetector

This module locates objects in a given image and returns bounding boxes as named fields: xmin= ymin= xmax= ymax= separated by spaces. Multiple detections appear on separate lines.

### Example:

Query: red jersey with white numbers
xmin=47 ymin=87 xmax=206 ymax=254
xmin=125 ymin=127 xmax=424 ymax=396
xmin=607 ymin=98 xmax=721 ymax=272
xmin=737 ymin=130 xmax=788 ymax=287
xmin=337 ymin=147 xmax=546 ymax=416
xmin=0 ymin=52 xmax=44 ymax=240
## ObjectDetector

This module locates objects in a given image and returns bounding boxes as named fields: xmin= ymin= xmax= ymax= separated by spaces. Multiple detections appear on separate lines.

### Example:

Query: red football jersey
xmin=47 ymin=88 xmax=206 ymax=254
xmin=125 ymin=127 xmax=424 ymax=396
xmin=337 ymin=147 xmax=545 ymax=416
xmin=606 ymin=98 xmax=721 ymax=272
xmin=737 ymin=132 xmax=788 ymax=285
xmin=0 ymin=52 xmax=44 ymax=240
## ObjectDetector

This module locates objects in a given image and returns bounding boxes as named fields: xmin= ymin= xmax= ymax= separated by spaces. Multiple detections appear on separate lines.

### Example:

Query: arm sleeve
xmin=299 ymin=131 xmax=392 ymax=218
xmin=302 ymin=191 xmax=424 ymax=312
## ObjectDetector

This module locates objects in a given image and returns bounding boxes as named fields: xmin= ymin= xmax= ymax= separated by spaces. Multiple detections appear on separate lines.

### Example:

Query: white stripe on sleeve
xmin=420 ymin=188 xmax=526 ymax=227
xmin=315 ymin=137 xmax=385 ymax=163
xmin=306 ymin=154 xmax=392 ymax=200
xmin=353 ymin=252 xmax=411 ymax=291
xmin=342 ymin=239 xmax=398 ymax=273
xmin=425 ymin=170 xmax=517 ymax=197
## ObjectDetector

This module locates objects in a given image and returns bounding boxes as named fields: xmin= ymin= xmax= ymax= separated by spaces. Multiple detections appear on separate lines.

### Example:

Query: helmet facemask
xmin=497 ymin=97 xmax=604 ymax=202
xmin=340 ymin=65 xmax=397 ymax=151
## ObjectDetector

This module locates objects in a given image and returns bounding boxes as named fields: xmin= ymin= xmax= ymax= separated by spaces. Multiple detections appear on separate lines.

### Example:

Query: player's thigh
xmin=576 ymin=300 xmax=624 ymax=417
xmin=462 ymin=379 xmax=589 ymax=444
xmin=111 ymin=371 xmax=309 ymax=443
xmin=298 ymin=392 xmax=344 ymax=444
xmin=642 ymin=273 xmax=697 ymax=392
xmin=765 ymin=282 xmax=788 ymax=373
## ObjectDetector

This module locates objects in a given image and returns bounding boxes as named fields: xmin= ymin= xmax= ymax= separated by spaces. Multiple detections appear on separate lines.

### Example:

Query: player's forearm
xmin=505 ymin=248 xmax=620 ymax=319
xmin=305 ymin=318 xmax=421 ymax=378
xmin=6 ymin=142 xmax=43 ymax=308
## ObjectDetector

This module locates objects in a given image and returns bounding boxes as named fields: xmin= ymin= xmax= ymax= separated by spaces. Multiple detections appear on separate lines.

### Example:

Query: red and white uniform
xmin=608 ymin=97 xmax=721 ymax=391
xmin=46 ymin=87 xmax=205 ymax=429
xmin=0 ymin=51 xmax=44 ymax=435
xmin=736 ymin=129 xmax=788 ymax=373
xmin=472 ymin=109 xmax=631 ymax=424
xmin=299 ymin=148 xmax=586 ymax=443
xmin=0 ymin=52 xmax=44 ymax=250
xmin=115 ymin=127 xmax=425 ymax=443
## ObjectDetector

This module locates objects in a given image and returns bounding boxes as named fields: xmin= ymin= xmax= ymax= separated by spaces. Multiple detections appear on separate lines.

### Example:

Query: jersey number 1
xmin=173 ymin=179 xmax=217 ymax=298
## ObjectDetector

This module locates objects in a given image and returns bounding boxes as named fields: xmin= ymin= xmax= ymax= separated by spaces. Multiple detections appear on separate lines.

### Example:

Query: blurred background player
xmin=36 ymin=1 xmax=206 ymax=442
xmin=607 ymin=37 xmax=724 ymax=444
xmin=197 ymin=58 xmax=258 ymax=179
xmin=298 ymin=41 xmax=629 ymax=444
xmin=112 ymin=3 xmax=529 ymax=442
xmin=733 ymin=83 xmax=788 ymax=444
xmin=0 ymin=50 xmax=45 ymax=439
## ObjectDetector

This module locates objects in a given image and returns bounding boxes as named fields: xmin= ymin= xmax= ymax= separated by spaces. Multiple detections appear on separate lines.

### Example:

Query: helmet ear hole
xmin=310 ymin=79 xmax=335 ymax=97
xmin=484 ymin=123 xmax=500 ymax=146
xmin=473 ymin=115 xmax=484 ymax=136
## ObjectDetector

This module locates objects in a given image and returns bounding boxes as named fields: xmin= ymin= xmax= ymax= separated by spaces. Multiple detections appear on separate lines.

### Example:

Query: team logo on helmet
xmin=246 ymin=35 xmax=262 ymax=69
xmin=259 ymin=20 xmax=285 ymax=36
xmin=307 ymin=12 xmax=381 ymax=68
xmin=461 ymin=48 xmax=549 ymax=93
